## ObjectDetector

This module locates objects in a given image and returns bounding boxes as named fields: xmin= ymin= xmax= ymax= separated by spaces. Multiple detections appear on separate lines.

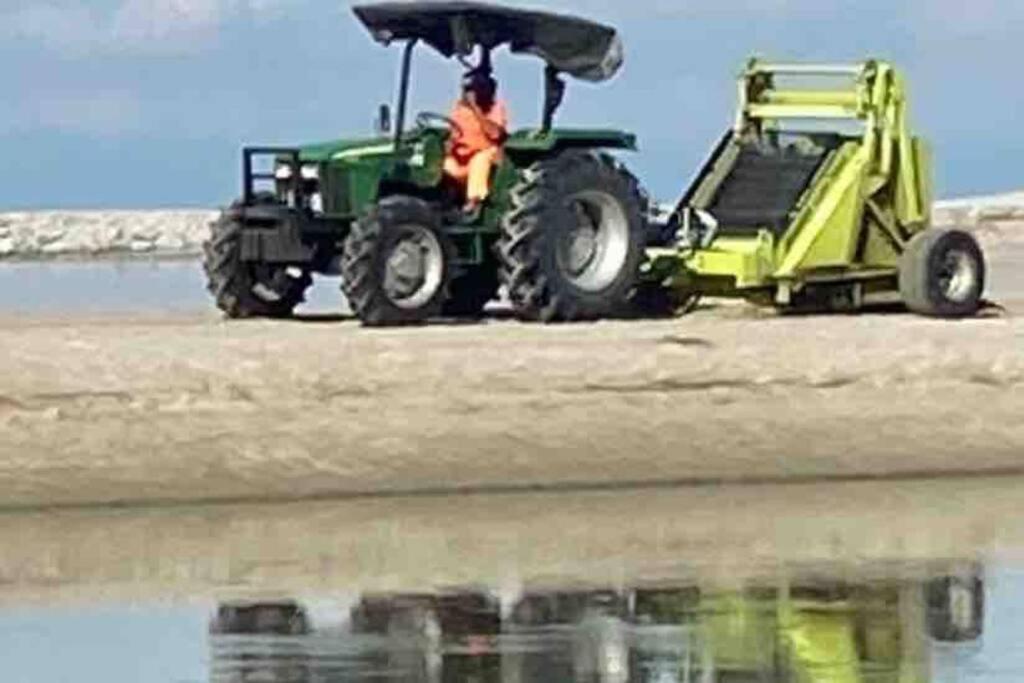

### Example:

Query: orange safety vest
xmin=448 ymin=100 xmax=509 ymax=165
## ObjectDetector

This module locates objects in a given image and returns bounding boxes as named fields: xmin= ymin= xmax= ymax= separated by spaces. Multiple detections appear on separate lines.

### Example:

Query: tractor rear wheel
xmin=203 ymin=196 xmax=312 ymax=319
xmin=899 ymin=228 xmax=986 ymax=318
xmin=342 ymin=196 xmax=452 ymax=326
xmin=498 ymin=151 xmax=647 ymax=322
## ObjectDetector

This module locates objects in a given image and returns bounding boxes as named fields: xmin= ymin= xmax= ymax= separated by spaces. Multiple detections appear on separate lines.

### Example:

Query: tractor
xmin=643 ymin=59 xmax=987 ymax=318
xmin=203 ymin=2 xmax=648 ymax=326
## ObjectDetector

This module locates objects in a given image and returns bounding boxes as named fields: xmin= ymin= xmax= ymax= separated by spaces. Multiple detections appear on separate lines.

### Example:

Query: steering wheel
xmin=415 ymin=111 xmax=463 ymax=136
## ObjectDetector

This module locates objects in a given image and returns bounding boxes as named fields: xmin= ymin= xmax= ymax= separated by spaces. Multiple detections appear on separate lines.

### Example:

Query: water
xmin=0 ymin=568 xmax=1018 ymax=682
xmin=0 ymin=242 xmax=1021 ymax=316
xmin=0 ymin=260 xmax=346 ymax=315
xmin=0 ymin=477 xmax=1019 ymax=683
xmin=0 ymin=605 xmax=207 ymax=683
xmin=0 ymin=261 xmax=209 ymax=314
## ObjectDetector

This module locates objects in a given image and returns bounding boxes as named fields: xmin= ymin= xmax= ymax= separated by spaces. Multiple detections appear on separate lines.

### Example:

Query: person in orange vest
xmin=443 ymin=69 xmax=509 ymax=222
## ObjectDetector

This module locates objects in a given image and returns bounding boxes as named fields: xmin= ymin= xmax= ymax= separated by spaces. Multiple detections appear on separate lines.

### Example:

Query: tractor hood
xmin=297 ymin=136 xmax=397 ymax=164
xmin=353 ymin=1 xmax=623 ymax=82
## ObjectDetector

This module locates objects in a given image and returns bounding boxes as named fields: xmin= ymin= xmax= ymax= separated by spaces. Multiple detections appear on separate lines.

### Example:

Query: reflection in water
xmin=207 ymin=574 xmax=983 ymax=683
xmin=210 ymin=601 xmax=315 ymax=682
xmin=351 ymin=593 xmax=502 ymax=683
xmin=0 ymin=479 xmax=1009 ymax=681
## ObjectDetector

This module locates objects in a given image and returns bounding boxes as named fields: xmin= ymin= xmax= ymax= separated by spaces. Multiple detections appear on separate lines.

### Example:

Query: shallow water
xmin=1 ymin=242 xmax=1022 ymax=316
xmin=0 ymin=260 xmax=346 ymax=315
xmin=0 ymin=563 xmax=1015 ymax=682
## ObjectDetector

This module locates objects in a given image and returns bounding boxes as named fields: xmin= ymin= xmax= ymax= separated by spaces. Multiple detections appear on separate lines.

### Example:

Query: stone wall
xmin=0 ymin=210 xmax=216 ymax=259
xmin=932 ymin=192 xmax=1024 ymax=246
xmin=0 ymin=194 xmax=1021 ymax=260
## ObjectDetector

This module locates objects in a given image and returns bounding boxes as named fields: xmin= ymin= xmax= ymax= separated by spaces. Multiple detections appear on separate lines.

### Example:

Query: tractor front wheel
xmin=342 ymin=196 xmax=452 ymax=326
xmin=899 ymin=228 xmax=986 ymax=318
xmin=498 ymin=151 xmax=647 ymax=322
xmin=203 ymin=197 xmax=312 ymax=319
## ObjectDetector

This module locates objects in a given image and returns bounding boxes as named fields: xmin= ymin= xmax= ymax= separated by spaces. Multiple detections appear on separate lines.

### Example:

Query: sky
xmin=2 ymin=0 xmax=1023 ymax=210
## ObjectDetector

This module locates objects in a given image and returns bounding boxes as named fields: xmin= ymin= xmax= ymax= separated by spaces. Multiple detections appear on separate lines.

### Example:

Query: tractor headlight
xmin=300 ymin=164 xmax=320 ymax=181
xmin=274 ymin=164 xmax=294 ymax=181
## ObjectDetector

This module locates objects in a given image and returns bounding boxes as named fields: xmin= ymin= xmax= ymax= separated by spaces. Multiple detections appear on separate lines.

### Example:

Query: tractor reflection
xmin=505 ymin=589 xmax=631 ymax=683
xmin=349 ymin=592 xmax=502 ymax=683
xmin=206 ymin=572 xmax=983 ymax=683
xmin=209 ymin=600 xmax=313 ymax=683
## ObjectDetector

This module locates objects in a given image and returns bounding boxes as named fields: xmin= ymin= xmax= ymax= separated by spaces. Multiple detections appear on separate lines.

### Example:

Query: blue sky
xmin=2 ymin=0 xmax=1023 ymax=210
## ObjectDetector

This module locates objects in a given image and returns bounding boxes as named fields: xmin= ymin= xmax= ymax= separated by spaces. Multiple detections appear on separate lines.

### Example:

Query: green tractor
xmin=204 ymin=2 xmax=648 ymax=326
xmin=644 ymin=59 xmax=987 ymax=318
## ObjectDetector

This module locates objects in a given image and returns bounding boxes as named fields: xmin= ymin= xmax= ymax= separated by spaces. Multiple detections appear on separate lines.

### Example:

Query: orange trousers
xmin=443 ymin=147 xmax=499 ymax=203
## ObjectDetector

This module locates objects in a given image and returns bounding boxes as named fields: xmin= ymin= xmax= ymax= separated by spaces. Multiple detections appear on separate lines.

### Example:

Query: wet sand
xmin=0 ymin=475 xmax=1018 ymax=605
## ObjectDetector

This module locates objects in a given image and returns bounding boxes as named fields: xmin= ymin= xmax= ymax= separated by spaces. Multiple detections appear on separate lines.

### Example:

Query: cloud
xmin=1 ymin=0 xmax=296 ymax=55
xmin=8 ymin=0 xmax=1020 ymax=56
xmin=111 ymin=0 xmax=225 ymax=47
xmin=0 ymin=90 xmax=144 ymax=136
xmin=1 ymin=4 xmax=102 ymax=51
xmin=909 ymin=0 xmax=1024 ymax=39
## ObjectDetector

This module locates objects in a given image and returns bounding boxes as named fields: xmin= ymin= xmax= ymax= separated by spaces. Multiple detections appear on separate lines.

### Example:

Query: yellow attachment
xmin=775 ymin=143 xmax=870 ymax=277
xmin=683 ymin=234 xmax=776 ymax=289
xmin=747 ymin=104 xmax=861 ymax=120
xmin=700 ymin=593 xmax=778 ymax=672
xmin=660 ymin=57 xmax=934 ymax=306
xmin=780 ymin=605 xmax=864 ymax=683
xmin=759 ymin=90 xmax=860 ymax=108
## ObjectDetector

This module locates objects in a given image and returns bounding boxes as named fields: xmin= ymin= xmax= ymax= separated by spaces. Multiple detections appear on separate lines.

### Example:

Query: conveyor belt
xmin=709 ymin=138 xmax=836 ymax=236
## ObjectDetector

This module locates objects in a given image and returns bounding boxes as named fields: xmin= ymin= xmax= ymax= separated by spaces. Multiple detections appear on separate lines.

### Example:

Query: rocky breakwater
xmin=933 ymin=192 xmax=1024 ymax=246
xmin=0 ymin=210 xmax=217 ymax=259
xmin=0 ymin=192 xmax=1022 ymax=260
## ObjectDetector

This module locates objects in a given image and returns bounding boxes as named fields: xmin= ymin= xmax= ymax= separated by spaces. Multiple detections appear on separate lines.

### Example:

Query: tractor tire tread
xmin=497 ymin=150 xmax=647 ymax=323
xmin=202 ymin=196 xmax=311 ymax=319
xmin=899 ymin=228 xmax=986 ymax=318
xmin=341 ymin=195 xmax=449 ymax=327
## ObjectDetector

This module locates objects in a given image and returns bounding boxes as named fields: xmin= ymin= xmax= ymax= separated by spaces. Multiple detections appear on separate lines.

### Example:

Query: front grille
xmin=322 ymin=165 xmax=351 ymax=216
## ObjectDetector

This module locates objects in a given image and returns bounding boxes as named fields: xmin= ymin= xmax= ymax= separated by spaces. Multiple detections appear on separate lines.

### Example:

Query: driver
xmin=443 ymin=69 xmax=509 ymax=221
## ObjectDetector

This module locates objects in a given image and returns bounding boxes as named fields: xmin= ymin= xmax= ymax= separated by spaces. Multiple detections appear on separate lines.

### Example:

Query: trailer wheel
xmin=926 ymin=575 xmax=984 ymax=643
xmin=498 ymin=151 xmax=647 ymax=322
xmin=899 ymin=229 xmax=985 ymax=318
xmin=203 ymin=196 xmax=312 ymax=319
xmin=342 ymin=196 xmax=452 ymax=326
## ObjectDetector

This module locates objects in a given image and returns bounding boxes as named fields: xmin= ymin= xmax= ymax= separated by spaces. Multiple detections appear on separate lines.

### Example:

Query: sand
xmin=0 ymin=302 xmax=1021 ymax=511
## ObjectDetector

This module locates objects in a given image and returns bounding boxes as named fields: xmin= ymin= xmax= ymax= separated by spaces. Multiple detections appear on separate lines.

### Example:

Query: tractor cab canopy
xmin=353 ymin=2 xmax=624 ymax=136
xmin=353 ymin=1 xmax=623 ymax=82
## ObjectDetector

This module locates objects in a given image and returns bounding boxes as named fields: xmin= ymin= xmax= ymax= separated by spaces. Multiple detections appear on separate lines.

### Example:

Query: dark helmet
xmin=462 ymin=68 xmax=497 ymax=97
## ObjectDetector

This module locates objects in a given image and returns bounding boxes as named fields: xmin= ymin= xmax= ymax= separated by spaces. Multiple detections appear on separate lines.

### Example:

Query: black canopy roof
xmin=352 ymin=2 xmax=623 ymax=82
